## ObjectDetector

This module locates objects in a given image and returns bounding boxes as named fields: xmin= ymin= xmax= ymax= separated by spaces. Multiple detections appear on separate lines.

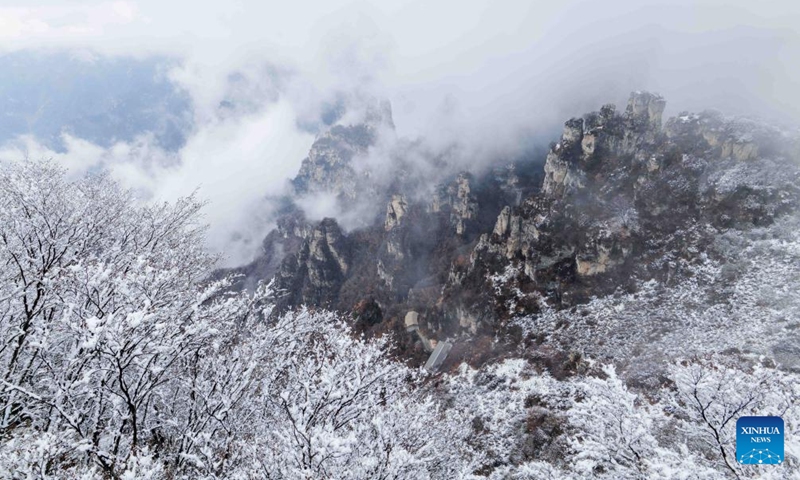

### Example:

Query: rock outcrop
xmin=292 ymin=100 xmax=394 ymax=200
xmin=273 ymin=218 xmax=351 ymax=308
xmin=429 ymin=173 xmax=479 ymax=236
xmin=385 ymin=194 xmax=408 ymax=231
xmin=441 ymin=91 xmax=800 ymax=334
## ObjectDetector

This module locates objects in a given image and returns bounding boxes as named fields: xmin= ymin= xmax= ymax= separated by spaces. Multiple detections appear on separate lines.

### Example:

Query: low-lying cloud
xmin=0 ymin=99 xmax=314 ymax=266
xmin=1 ymin=0 xmax=799 ymax=264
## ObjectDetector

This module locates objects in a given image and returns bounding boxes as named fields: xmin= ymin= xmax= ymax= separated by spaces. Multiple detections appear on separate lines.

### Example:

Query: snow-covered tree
xmin=239 ymin=309 xmax=475 ymax=480
xmin=444 ymin=355 xmax=799 ymax=479
xmin=669 ymin=356 xmax=800 ymax=479
xmin=0 ymin=160 xmax=249 ymax=477
xmin=0 ymin=160 xmax=475 ymax=479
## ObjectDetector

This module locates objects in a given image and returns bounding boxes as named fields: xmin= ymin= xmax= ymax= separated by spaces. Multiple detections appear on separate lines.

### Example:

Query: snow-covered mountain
xmin=231 ymin=92 xmax=800 ymax=369
xmin=1 ymin=91 xmax=798 ymax=479
xmin=214 ymin=91 xmax=800 ymax=477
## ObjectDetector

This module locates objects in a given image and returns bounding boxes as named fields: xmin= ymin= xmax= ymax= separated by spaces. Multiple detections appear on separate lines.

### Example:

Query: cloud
xmin=1 ymin=0 xmax=799 ymax=263
xmin=0 ymin=2 xmax=143 ymax=44
xmin=153 ymin=99 xmax=314 ymax=265
xmin=5 ymin=1 xmax=799 ymax=124
xmin=0 ymin=99 xmax=314 ymax=266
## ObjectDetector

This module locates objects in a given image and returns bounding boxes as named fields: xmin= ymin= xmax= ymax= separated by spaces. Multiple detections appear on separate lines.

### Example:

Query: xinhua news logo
xmin=736 ymin=416 xmax=784 ymax=465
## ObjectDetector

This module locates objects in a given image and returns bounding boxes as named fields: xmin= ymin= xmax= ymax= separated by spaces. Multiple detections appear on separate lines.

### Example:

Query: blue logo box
xmin=737 ymin=416 xmax=784 ymax=465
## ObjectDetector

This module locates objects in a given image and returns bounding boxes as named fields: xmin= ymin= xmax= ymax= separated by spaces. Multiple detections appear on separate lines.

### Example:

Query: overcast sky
xmin=2 ymin=0 xmax=799 ymax=263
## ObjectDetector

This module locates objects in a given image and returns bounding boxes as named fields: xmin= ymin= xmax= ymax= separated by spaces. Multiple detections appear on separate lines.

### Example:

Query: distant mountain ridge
xmin=0 ymin=51 xmax=191 ymax=151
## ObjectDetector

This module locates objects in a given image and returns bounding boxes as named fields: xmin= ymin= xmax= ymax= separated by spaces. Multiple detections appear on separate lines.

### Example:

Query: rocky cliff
xmin=231 ymin=92 xmax=800 ymax=366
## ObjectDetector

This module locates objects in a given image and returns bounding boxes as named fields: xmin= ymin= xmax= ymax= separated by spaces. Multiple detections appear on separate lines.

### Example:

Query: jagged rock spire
xmin=625 ymin=91 xmax=666 ymax=132
xmin=364 ymin=98 xmax=395 ymax=130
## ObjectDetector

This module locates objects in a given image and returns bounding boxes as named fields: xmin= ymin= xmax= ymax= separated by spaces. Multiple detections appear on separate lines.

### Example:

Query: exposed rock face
xmin=292 ymin=100 xmax=394 ymax=200
xmin=575 ymin=225 xmax=631 ymax=276
xmin=273 ymin=218 xmax=351 ymax=308
xmin=626 ymin=91 xmax=667 ymax=133
xmin=382 ymin=195 xmax=410 ymax=281
xmin=543 ymin=92 xmax=666 ymax=199
xmin=385 ymin=194 xmax=408 ymax=231
xmin=275 ymin=208 xmax=313 ymax=239
xmin=542 ymin=118 xmax=584 ymax=197
xmin=492 ymin=206 xmax=512 ymax=238
xmin=430 ymin=173 xmax=479 ymax=236
xmin=292 ymin=126 xmax=371 ymax=200
xmin=665 ymin=112 xmax=761 ymax=162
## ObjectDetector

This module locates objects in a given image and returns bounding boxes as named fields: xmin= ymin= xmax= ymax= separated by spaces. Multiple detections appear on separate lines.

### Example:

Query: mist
xmin=1 ymin=0 xmax=799 ymax=264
